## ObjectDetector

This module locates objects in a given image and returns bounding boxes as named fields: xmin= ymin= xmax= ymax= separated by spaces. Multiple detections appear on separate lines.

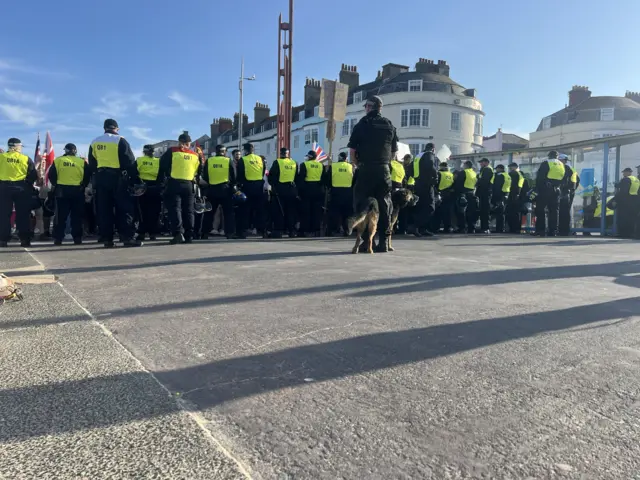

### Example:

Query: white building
xmin=482 ymin=128 xmax=528 ymax=152
xmin=334 ymin=59 xmax=484 ymax=158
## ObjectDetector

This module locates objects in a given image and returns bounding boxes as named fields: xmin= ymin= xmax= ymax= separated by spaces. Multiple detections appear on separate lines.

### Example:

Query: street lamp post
xmin=238 ymin=57 xmax=256 ymax=152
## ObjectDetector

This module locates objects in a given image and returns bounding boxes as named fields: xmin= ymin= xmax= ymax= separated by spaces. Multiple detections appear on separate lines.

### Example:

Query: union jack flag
xmin=312 ymin=142 xmax=328 ymax=162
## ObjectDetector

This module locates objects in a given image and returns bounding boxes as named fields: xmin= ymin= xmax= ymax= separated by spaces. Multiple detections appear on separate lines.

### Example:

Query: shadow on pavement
xmin=447 ymin=239 xmax=635 ymax=248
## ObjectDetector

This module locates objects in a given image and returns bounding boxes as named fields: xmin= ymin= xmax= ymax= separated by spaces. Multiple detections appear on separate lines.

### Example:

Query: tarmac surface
xmin=2 ymin=234 xmax=640 ymax=479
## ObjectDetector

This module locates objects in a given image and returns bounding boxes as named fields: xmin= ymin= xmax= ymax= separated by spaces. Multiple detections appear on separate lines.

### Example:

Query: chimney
xmin=568 ymin=85 xmax=591 ymax=107
xmin=210 ymin=118 xmax=221 ymax=140
xmin=436 ymin=60 xmax=450 ymax=77
xmin=339 ymin=64 xmax=360 ymax=90
xmin=218 ymin=117 xmax=233 ymax=134
xmin=625 ymin=91 xmax=640 ymax=104
xmin=304 ymin=78 xmax=322 ymax=112
xmin=381 ymin=63 xmax=409 ymax=81
xmin=243 ymin=113 xmax=249 ymax=126
xmin=415 ymin=58 xmax=438 ymax=74
xmin=496 ymin=128 xmax=503 ymax=150
xmin=233 ymin=113 xmax=240 ymax=129
xmin=254 ymin=102 xmax=270 ymax=125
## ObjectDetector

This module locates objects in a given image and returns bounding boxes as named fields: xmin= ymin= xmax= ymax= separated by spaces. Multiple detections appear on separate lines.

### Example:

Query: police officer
xmin=324 ymin=152 xmax=353 ymax=236
xmin=347 ymin=95 xmax=398 ymax=252
xmin=390 ymin=154 xmax=406 ymax=190
xmin=506 ymin=162 xmax=526 ymax=233
xmin=413 ymin=143 xmax=438 ymax=237
xmin=297 ymin=150 xmax=325 ymax=237
xmin=613 ymin=167 xmax=639 ymax=238
xmin=491 ymin=164 xmax=511 ymax=233
xmin=135 ymin=144 xmax=161 ymax=241
xmin=476 ymin=158 xmax=494 ymax=234
xmin=267 ymin=147 xmax=298 ymax=238
xmin=236 ymin=143 xmax=266 ymax=238
xmin=202 ymin=144 xmax=236 ymax=239
xmin=434 ymin=161 xmax=455 ymax=233
xmin=533 ymin=150 xmax=569 ymax=236
xmin=454 ymin=160 xmax=478 ymax=233
xmin=0 ymin=138 xmax=37 ymax=247
xmin=48 ymin=143 xmax=90 ymax=245
xmin=397 ymin=154 xmax=416 ymax=234
xmin=558 ymin=153 xmax=580 ymax=236
xmin=88 ymin=118 xmax=141 ymax=248
xmin=158 ymin=133 xmax=202 ymax=244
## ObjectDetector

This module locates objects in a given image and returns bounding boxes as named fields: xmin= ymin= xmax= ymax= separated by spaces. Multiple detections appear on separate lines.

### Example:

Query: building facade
xmin=482 ymin=129 xmax=528 ymax=152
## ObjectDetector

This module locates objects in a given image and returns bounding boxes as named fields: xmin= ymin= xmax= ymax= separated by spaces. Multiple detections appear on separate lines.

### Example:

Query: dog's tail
xmin=347 ymin=197 xmax=379 ymax=234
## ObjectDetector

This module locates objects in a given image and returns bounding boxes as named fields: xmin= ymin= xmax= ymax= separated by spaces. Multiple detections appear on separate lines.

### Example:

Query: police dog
xmin=389 ymin=188 xmax=419 ymax=250
xmin=348 ymin=197 xmax=379 ymax=254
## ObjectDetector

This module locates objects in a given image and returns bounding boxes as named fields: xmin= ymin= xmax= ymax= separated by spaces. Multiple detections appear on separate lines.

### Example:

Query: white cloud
xmin=3 ymin=88 xmax=51 ymax=106
xmin=51 ymin=124 xmax=99 ymax=133
xmin=129 ymin=126 xmax=157 ymax=143
xmin=136 ymin=101 xmax=172 ymax=116
xmin=168 ymin=91 xmax=207 ymax=112
xmin=92 ymin=92 xmax=144 ymax=118
xmin=0 ymin=104 xmax=44 ymax=127
xmin=0 ymin=58 xmax=73 ymax=79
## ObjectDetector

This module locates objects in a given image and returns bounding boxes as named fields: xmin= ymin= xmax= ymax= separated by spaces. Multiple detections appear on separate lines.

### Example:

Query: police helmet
xmin=128 ymin=183 xmax=147 ymax=197
xmin=204 ymin=200 xmax=213 ymax=212
xmin=232 ymin=190 xmax=247 ymax=204
xmin=64 ymin=143 xmax=77 ymax=155
xmin=306 ymin=150 xmax=317 ymax=160
xmin=143 ymin=144 xmax=154 ymax=155
xmin=456 ymin=195 xmax=468 ymax=214
xmin=194 ymin=198 xmax=206 ymax=214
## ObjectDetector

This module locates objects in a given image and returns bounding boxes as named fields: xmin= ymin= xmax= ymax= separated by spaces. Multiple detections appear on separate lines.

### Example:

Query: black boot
xmin=374 ymin=234 xmax=389 ymax=253
xmin=123 ymin=238 xmax=143 ymax=247
xmin=170 ymin=233 xmax=185 ymax=245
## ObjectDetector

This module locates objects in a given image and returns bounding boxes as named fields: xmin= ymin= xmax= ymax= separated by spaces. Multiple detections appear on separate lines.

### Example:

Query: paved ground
xmin=2 ymin=234 xmax=640 ymax=479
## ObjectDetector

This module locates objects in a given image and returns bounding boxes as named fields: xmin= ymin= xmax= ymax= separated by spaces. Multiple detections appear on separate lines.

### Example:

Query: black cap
xmin=143 ymin=144 xmax=154 ymax=151
xmin=623 ymin=167 xmax=633 ymax=173
xmin=364 ymin=95 xmax=383 ymax=109
xmin=243 ymin=143 xmax=253 ymax=152
xmin=495 ymin=164 xmax=505 ymax=170
xmin=464 ymin=160 xmax=473 ymax=167
xmin=508 ymin=162 xmax=518 ymax=168
xmin=306 ymin=150 xmax=317 ymax=160
xmin=7 ymin=137 xmax=21 ymax=147
xmin=338 ymin=152 xmax=347 ymax=160
xmin=548 ymin=150 xmax=559 ymax=159
xmin=439 ymin=161 xmax=449 ymax=169
xmin=64 ymin=143 xmax=77 ymax=153
xmin=425 ymin=143 xmax=435 ymax=151
xmin=280 ymin=147 xmax=289 ymax=155
xmin=178 ymin=133 xmax=192 ymax=143
xmin=103 ymin=118 xmax=119 ymax=130
xmin=480 ymin=157 xmax=489 ymax=163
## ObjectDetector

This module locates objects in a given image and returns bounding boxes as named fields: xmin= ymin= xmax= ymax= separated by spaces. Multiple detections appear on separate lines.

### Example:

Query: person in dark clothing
xmin=413 ymin=143 xmax=438 ymax=237
xmin=157 ymin=133 xmax=202 ymax=244
xmin=533 ymin=150 xmax=570 ymax=236
xmin=48 ymin=143 xmax=91 ymax=245
xmin=476 ymin=158 xmax=493 ymax=234
xmin=491 ymin=164 xmax=510 ymax=233
xmin=434 ymin=161 xmax=455 ymax=233
xmin=506 ymin=162 xmax=526 ymax=233
xmin=453 ymin=160 xmax=478 ymax=233
xmin=202 ymin=144 xmax=236 ymax=239
xmin=236 ymin=143 xmax=266 ymax=238
xmin=347 ymin=95 xmax=398 ymax=252
xmin=88 ymin=118 xmax=141 ymax=248
xmin=297 ymin=150 xmax=325 ymax=236
xmin=613 ymin=168 xmax=639 ymax=238
xmin=397 ymin=154 xmax=416 ymax=234
xmin=268 ymin=147 xmax=298 ymax=238
xmin=324 ymin=152 xmax=354 ymax=236
xmin=558 ymin=153 xmax=580 ymax=236
xmin=135 ymin=144 xmax=162 ymax=241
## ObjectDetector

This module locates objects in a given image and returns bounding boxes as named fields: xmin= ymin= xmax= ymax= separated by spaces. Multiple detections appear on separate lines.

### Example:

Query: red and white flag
xmin=43 ymin=131 xmax=55 ymax=186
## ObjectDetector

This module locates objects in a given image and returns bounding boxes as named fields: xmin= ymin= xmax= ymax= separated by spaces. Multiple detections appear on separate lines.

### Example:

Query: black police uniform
xmin=414 ymin=150 xmax=438 ymax=235
xmin=0 ymin=147 xmax=37 ymax=246
xmin=268 ymin=158 xmax=298 ymax=237
xmin=614 ymin=175 xmax=638 ymax=238
xmin=323 ymin=160 xmax=354 ymax=236
xmin=136 ymin=156 xmax=163 ymax=239
xmin=534 ymin=160 xmax=570 ymax=236
xmin=435 ymin=169 xmax=455 ymax=232
xmin=297 ymin=159 xmax=325 ymax=236
xmin=476 ymin=164 xmax=493 ymax=232
xmin=202 ymin=155 xmax=236 ymax=239
xmin=236 ymin=152 xmax=266 ymax=237
xmin=558 ymin=166 xmax=580 ymax=236
xmin=347 ymin=110 xmax=397 ymax=249
xmin=453 ymin=168 xmax=478 ymax=233
xmin=491 ymin=171 xmax=508 ymax=233
xmin=506 ymin=170 xmax=526 ymax=233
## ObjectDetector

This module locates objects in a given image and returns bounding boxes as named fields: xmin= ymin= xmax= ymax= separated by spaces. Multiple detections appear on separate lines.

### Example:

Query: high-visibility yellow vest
xmin=170 ymin=150 xmax=200 ymax=181
xmin=276 ymin=157 xmax=297 ymax=183
xmin=594 ymin=197 xmax=614 ymax=217
xmin=304 ymin=160 xmax=323 ymax=182
xmin=136 ymin=155 xmax=160 ymax=181
xmin=0 ymin=150 xmax=29 ymax=181
xmin=413 ymin=157 xmax=420 ymax=179
xmin=390 ymin=160 xmax=405 ymax=184
xmin=407 ymin=176 xmax=415 ymax=186
xmin=242 ymin=154 xmax=264 ymax=181
xmin=439 ymin=170 xmax=454 ymax=191
xmin=629 ymin=176 xmax=640 ymax=195
xmin=54 ymin=155 xmax=85 ymax=186
xmin=569 ymin=166 xmax=578 ymax=184
xmin=91 ymin=133 xmax=121 ymax=169
xmin=464 ymin=168 xmax=477 ymax=190
xmin=547 ymin=160 xmax=565 ymax=180
xmin=497 ymin=171 xmax=511 ymax=193
xmin=207 ymin=156 xmax=231 ymax=185
xmin=515 ymin=170 xmax=525 ymax=188
xmin=332 ymin=162 xmax=353 ymax=188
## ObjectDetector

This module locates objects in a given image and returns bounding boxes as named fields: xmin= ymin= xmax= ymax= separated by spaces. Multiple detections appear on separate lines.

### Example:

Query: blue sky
xmin=1 ymin=0 xmax=639 ymax=156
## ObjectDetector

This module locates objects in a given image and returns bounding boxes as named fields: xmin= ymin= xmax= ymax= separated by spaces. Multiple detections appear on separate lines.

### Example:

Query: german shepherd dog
xmin=388 ymin=188 xmax=419 ymax=251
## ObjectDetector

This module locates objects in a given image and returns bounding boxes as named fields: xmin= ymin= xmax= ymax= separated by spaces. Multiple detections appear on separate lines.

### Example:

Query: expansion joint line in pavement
xmin=24 ymin=249 xmax=254 ymax=480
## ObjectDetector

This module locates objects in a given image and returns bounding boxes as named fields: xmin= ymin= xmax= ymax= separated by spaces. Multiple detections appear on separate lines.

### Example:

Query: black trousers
xmin=415 ymin=184 xmax=435 ymax=232
xmin=95 ymin=170 xmax=136 ymax=241
xmin=617 ymin=203 xmax=636 ymax=238
xmin=137 ymin=187 xmax=162 ymax=236
xmin=493 ymin=193 xmax=507 ymax=233
xmin=506 ymin=197 xmax=522 ymax=233
xmin=271 ymin=189 xmax=298 ymax=235
xmin=354 ymin=164 xmax=392 ymax=240
xmin=0 ymin=182 xmax=31 ymax=241
xmin=328 ymin=188 xmax=352 ymax=234
xmin=164 ymin=180 xmax=195 ymax=237
xmin=53 ymin=191 xmax=84 ymax=241
xmin=477 ymin=191 xmax=491 ymax=231
xmin=435 ymin=191 xmax=454 ymax=231
xmin=300 ymin=184 xmax=324 ymax=233
xmin=558 ymin=191 xmax=575 ymax=236
xmin=237 ymin=184 xmax=265 ymax=234
xmin=202 ymin=185 xmax=235 ymax=236
xmin=535 ymin=188 xmax=560 ymax=235
xmin=456 ymin=192 xmax=478 ymax=233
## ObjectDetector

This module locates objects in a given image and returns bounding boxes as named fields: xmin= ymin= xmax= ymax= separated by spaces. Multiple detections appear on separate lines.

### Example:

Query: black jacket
xmin=87 ymin=131 xmax=136 ymax=177
xmin=347 ymin=111 xmax=398 ymax=165
xmin=416 ymin=151 xmax=437 ymax=189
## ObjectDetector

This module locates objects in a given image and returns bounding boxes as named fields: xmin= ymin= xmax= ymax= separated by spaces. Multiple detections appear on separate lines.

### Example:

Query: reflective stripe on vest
xmin=207 ymin=156 xmax=230 ymax=185
xmin=413 ymin=157 xmax=420 ymax=179
xmin=516 ymin=171 xmax=525 ymax=188
xmin=464 ymin=168 xmax=477 ymax=189
xmin=390 ymin=160 xmax=405 ymax=184
xmin=137 ymin=156 xmax=160 ymax=181
xmin=332 ymin=162 xmax=353 ymax=188
xmin=54 ymin=155 xmax=85 ymax=186
xmin=304 ymin=160 xmax=322 ymax=181
xmin=170 ymin=151 xmax=200 ymax=181
xmin=0 ymin=151 xmax=29 ymax=181
xmin=439 ymin=170 xmax=454 ymax=191
xmin=498 ymin=171 xmax=511 ymax=193
xmin=277 ymin=157 xmax=297 ymax=183
xmin=594 ymin=197 xmax=615 ymax=217
xmin=91 ymin=133 xmax=121 ymax=169
xmin=242 ymin=154 xmax=264 ymax=181
xmin=547 ymin=160 xmax=565 ymax=180
xmin=629 ymin=176 xmax=640 ymax=195
xmin=570 ymin=166 xmax=578 ymax=184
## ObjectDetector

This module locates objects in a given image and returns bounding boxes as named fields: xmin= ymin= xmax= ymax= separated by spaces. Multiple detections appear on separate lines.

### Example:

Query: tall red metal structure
xmin=277 ymin=0 xmax=293 ymax=151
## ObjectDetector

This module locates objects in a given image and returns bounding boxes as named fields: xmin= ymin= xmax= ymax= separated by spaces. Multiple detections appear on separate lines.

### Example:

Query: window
xmin=409 ymin=108 xmax=421 ymax=127
xmin=311 ymin=128 xmax=319 ymax=144
xmin=450 ymin=111 xmax=461 ymax=131
xmin=350 ymin=118 xmax=357 ymax=133
xmin=401 ymin=110 xmax=408 ymax=127
xmin=266 ymin=142 xmax=271 ymax=155
xmin=293 ymin=135 xmax=299 ymax=148
xmin=400 ymin=108 xmax=429 ymax=128
xmin=342 ymin=120 xmax=350 ymax=136
xmin=304 ymin=130 xmax=311 ymax=145
xmin=600 ymin=108 xmax=614 ymax=121
xmin=248 ymin=128 xmax=254 ymax=136
xmin=299 ymin=111 xmax=305 ymax=121
xmin=409 ymin=144 xmax=421 ymax=157
xmin=542 ymin=116 xmax=551 ymax=130
xmin=422 ymin=109 xmax=430 ymax=128
xmin=353 ymin=91 xmax=363 ymax=104
xmin=408 ymin=79 xmax=422 ymax=92
xmin=474 ymin=115 xmax=483 ymax=136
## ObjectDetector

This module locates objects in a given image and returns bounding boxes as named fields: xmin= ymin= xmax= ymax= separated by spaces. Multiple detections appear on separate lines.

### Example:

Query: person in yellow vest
xmin=476 ymin=158 xmax=494 ymax=234
xmin=491 ymin=164 xmax=511 ymax=233
xmin=267 ymin=147 xmax=298 ymax=238
xmin=434 ymin=162 xmax=455 ymax=233
xmin=613 ymin=167 xmax=640 ymax=238
xmin=395 ymin=154 xmax=416 ymax=234
xmin=88 ymin=118 xmax=141 ymax=248
xmin=135 ymin=144 xmax=162 ymax=241
xmin=296 ymin=150 xmax=325 ymax=237
xmin=390 ymin=155 xmax=405 ymax=190
xmin=324 ymin=152 xmax=353 ymax=236
xmin=236 ymin=143 xmax=266 ymax=239
xmin=0 ymin=138 xmax=37 ymax=247
xmin=453 ymin=160 xmax=478 ymax=233
xmin=506 ymin=162 xmax=527 ymax=233
xmin=202 ymin=144 xmax=236 ymax=239
xmin=557 ymin=153 xmax=581 ymax=236
xmin=48 ymin=143 xmax=90 ymax=245
xmin=533 ymin=150 xmax=571 ymax=236
xmin=158 ymin=133 xmax=202 ymax=244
